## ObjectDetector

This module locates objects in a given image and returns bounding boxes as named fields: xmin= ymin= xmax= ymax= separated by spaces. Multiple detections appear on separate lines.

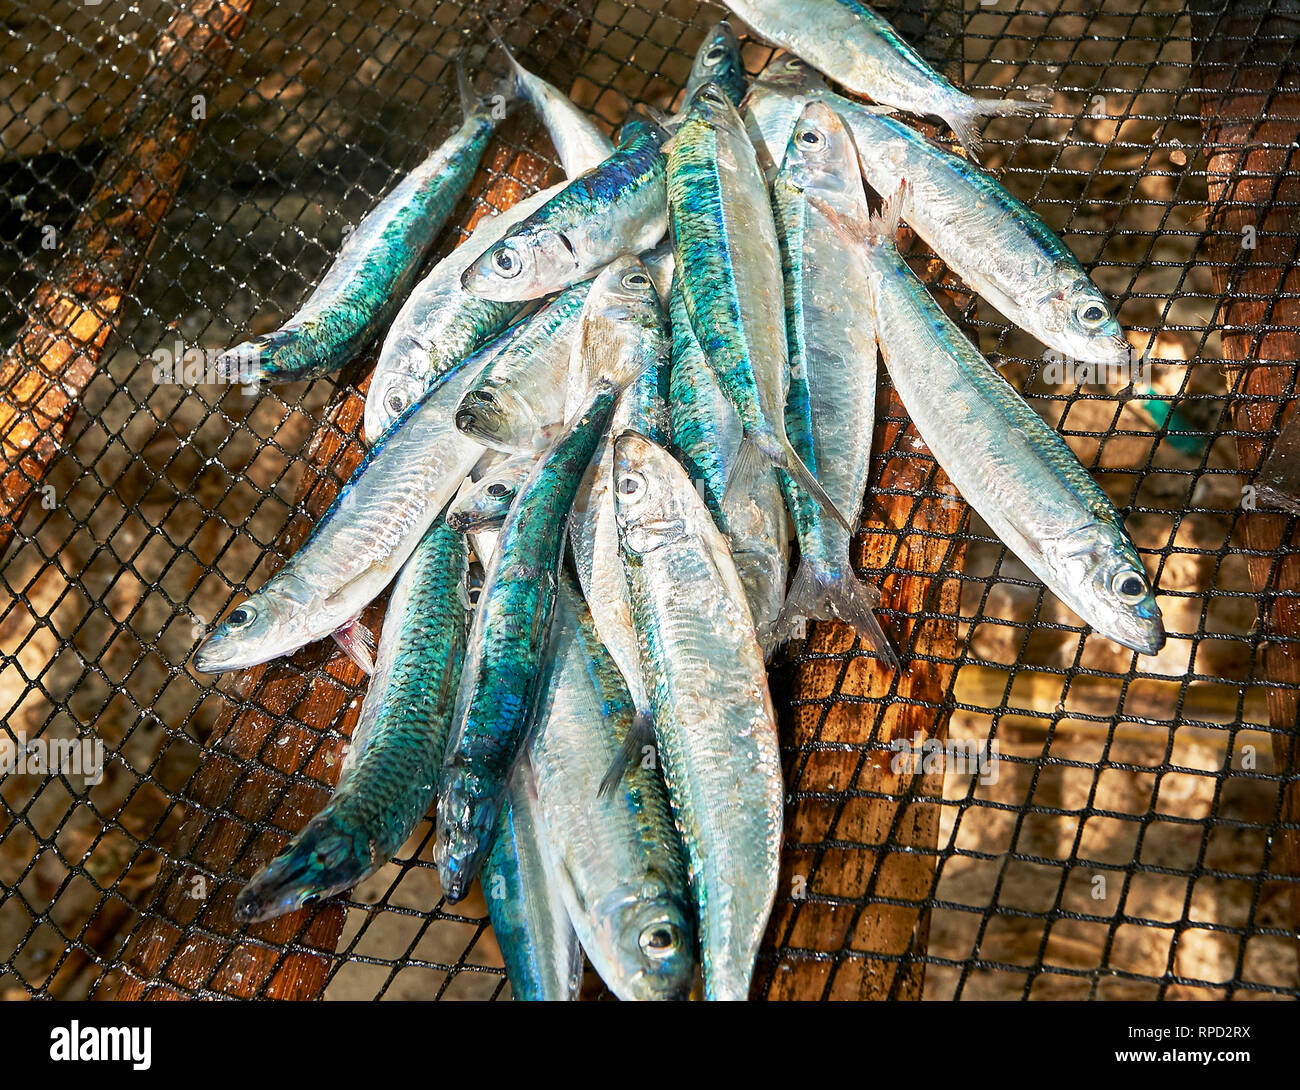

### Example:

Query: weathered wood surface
xmin=1195 ymin=0 xmax=1300 ymax=959
xmin=0 ymin=0 xmax=255 ymax=560
xmin=111 ymin=4 xmax=592 ymax=999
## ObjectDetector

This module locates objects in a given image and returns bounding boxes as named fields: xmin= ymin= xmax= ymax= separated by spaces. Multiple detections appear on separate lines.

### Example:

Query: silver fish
xmin=721 ymin=0 xmax=1043 ymax=156
xmin=614 ymin=430 xmax=782 ymax=1001
xmin=770 ymin=102 xmax=893 ymax=660
xmin=446 ymin=453 xmax=538 ymax=533
xmin=851 ymin=186 xmax=1165 ymax=654
xmin=528 ymin=577 xmax=696 ymax=1001
xmin=193 ymin=348 xmax=492 ymax=673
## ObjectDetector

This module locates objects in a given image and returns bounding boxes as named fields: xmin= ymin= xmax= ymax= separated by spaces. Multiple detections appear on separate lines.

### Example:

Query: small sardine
xmin=234 ymin=520 xmax=469 ymax=922
xmin=849 ymin=186 xmax=1165 ymax=654
xmin=446 ymin=453 xmax=538 ymax=533
xmin=215 ymin=66 xmax=505 ymax=385
xmin=528 ymin=576 xmax=696 ymax=1001
xmin=770 ymin=102 xmax=893 ymax=662
xmin=461 ymin=118 xmax=668 ymax=301
xmin=722 ymin=0 xmax=1043 ymax=156
xmin=614 ymin=430 xmax=782 ymax=1002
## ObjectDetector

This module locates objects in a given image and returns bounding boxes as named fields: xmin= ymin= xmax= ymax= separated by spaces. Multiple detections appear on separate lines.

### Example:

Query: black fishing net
xmin=0 ymin=0 xmax=1296 ymax=1001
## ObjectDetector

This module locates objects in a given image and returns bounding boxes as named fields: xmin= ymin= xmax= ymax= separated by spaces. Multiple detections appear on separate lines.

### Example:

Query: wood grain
xmin=109 ymin=2 xmax=592 ymax=1000
xmin=0 ymin=0 xmax=255 ymax=559
xmin=1196 ymin=3 xmax=1300 ymax=964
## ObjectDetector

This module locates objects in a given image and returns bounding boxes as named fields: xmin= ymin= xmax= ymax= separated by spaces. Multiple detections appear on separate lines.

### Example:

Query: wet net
xmin=0 ymin=0 xmax=1297 ymax=1001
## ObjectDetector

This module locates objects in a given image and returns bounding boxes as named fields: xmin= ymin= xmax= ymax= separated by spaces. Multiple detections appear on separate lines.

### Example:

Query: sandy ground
xmin=0 ymin=0 xmax=1295 ymax=1000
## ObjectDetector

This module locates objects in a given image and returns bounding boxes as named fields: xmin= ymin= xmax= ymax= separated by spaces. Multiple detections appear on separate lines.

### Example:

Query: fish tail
xmin=945 ymin=95 xmax=1048 ymax=160
xmin=773 ymin=558 xmax=898 ymax=668
xmin=766 ymin=434 xmax=853 ymax=534
xmin=235 ymin=814 xmax=374 ymax=923
xmin=596 ymin=708 xmax=655 ymax=798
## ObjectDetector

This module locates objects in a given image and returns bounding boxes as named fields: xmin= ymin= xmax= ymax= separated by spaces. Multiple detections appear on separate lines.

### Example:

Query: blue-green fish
xmin=614 ymin=430 xmax=782 ymax=1002
xmin=216 ymin=66 xmax=504 ymax=385
xmin=482 ymin=767 xmax=583 ymax=1001
xmin=771 ymin=102 xmax=893 ymax=662
xmin=235 ymin=519 xmax=469 ymax=922
xmin=461 ymin=118 xmax=669 ymax=301
xmin=721 ymin=0 xmax=1043 ymax=157
xmin=667 ymin=82 xmax=850 ymax=533
xmin=848 ymin=185 xmax=1164 ymax=654
xmin=433 ymin=258 xmax=666 ymax=901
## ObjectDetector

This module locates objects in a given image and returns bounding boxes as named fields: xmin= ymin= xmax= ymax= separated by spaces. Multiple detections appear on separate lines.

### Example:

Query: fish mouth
xmin=1074 ymin=331 xmax=1134 ymax=368
xmin=454 ymin=391 xmax=510 ymax=444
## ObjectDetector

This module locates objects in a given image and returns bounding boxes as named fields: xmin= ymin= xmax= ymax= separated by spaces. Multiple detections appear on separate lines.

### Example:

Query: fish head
xmin=779 ymin=100 xmax=857 ymax=195
xmin=454 ymin=382 xmax=548 ymax=453
xmin=686 ymin=19 xmax=747 ymax=105
xmin=193 ymin=582 xmax=312 ymax=673
xmin=578 ymin=256 xmax=670 ymax=388
xmin=446 ymin=457 xmax=534 ymax=531
xmin=596 ymin=877 xmax=697 ymax=1001
xmin=460 ymin=227 xmax=572 ymax=301
xmin=681 ymin=79 xmax=749 ymax=141
xmin=1046 ymin=520 xmax=1165 ymax=654
xmin=365 ymin=371 xmax=427 ymax=445
xmin=612 ymin=429 xmax=695 ymax=557
xmin=1043 ymin=275 xmax=1131 ymax=367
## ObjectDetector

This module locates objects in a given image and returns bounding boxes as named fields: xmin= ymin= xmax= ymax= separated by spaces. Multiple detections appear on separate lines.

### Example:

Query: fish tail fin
xmin=721 ymin=434 xmax=768 ymax=514
xmin=945 ymin=95 xmax=1048 ymax=160
xmin=235 ymin=815 xmax=373 ymax=923
xmin=487 ymin=21 xmax=525 ymax=88
xmin=597 ymin=709 xmax=655 ymax=798
xmin=773 ymin=559 xmax=898 ymax=667
xmin=767 ymin=435 xmax=853 ymax=534
xmin=331 ymin=616 xmax=376 ymax=676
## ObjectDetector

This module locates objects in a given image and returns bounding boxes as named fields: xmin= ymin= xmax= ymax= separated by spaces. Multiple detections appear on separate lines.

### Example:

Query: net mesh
xmin=0 ymin=0 xmax=1296 ymax=1001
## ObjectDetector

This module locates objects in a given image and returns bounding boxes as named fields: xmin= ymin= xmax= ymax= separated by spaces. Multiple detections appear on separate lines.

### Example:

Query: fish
xmin=667 ymin=275 xmax=787 ymax=656
xmin=214 ymin=65 xmax=505 ymax=385
xmin=446 ymin=452 xmax=538 ymax=533
xmin=613 ymin=430 xmax=782 ymax=1001
xmin=363 ymin=182 xmax=562 ymax=445
xmin=481 ymin=765 xmax=584 ymax=1001
xmin=742 ymin=59 xmax=1128 ymax=367
xmin=770 ymin=102 xmax=893 ymax=661
xmin=566 ymin=257 xmax=672 ymax=793
xmin=193 ymin=345 xmax=493 ymax=673
xmin=453 ymin=281 xmax=589 ymax=453
xmin=527 ymin=575 xmax=696 ymax=1001
xmin=845 ymin=185 xmax=1165 ymax=654
xmin=720 ymin=0 xmax=1044 ymax=157
xmin=667 ymin=82 xmax=850 ymax=533
xmin=234 ymin=519 xmax=469 ymax=922
xmin=684 ymin=20 xmax=749 ymax=108
xmin=491 ymin=25 xmax=614 ymax=178
xmin=433 ymin=258 xmax=665 ymax=901
xmin=460 ymin=118 xmax=669 ymax=301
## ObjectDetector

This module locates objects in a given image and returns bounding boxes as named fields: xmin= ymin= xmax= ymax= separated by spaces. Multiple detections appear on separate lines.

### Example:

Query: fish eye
xmin=622 ymin=270 xmax=652 ymax=290
xmin=486 ymin=482 xmax=510 ymax=498
xmin=492 ymin=246 xmax=522 ymax=277
xmin=1112 ymin=571 xmax=1148 ymax=603
xmin=617 ymin=470 xmax=646 ymax=498
xmin=703 ymin=45 xmax=725 ymax=64
xmin=638 ymin=922 xmax=681 ymax=959
xmin=1074 ymin=299 xmax=1109 ymax=328
xmin=700 ymin=86 xmax=725 ymax=106
xmin=797 ymin=126 xmax=824 ymax=147
xmin=227 ymin=605 xmax=256 ymax=628
xmin=785 ymin=58 xmax=802 ymax=71
xmin=385 ymin=388 xmax=409 ymax=416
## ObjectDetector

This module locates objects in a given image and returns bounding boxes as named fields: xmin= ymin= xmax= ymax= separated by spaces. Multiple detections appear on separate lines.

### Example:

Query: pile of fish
xmin=192 ymin=2 xmax=1165 ymax=1001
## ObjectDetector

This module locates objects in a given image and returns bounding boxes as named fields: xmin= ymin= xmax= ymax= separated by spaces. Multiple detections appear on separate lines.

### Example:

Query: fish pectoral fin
xmin=332 ymin=617 xmax=376 ymax=675
xmin=597 ymin=709 xmax=655 ymax=798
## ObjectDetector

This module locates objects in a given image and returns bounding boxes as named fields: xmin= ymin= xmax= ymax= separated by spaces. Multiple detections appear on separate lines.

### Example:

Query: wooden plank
xmin=0 ymin=0 xmax=255 ymax=559
xmin=108 ymin=3 xmax=593 ymax=1001
xmin=757 ymin=0 xmax=967 ymax=1001
xmin=1195 ymin=2 xmax=1300 ymax=964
